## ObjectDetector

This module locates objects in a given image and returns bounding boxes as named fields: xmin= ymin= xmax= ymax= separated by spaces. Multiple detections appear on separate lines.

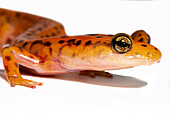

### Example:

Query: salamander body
xmin=0 ymin=8 xmax=161 ymax=88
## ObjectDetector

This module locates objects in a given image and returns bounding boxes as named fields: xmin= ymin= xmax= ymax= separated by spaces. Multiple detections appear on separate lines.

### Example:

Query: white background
xmin=0 ymin=0 xmax=170 ymax=113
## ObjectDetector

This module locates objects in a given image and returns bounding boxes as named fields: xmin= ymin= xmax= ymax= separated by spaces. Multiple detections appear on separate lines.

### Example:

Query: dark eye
xmin=111 ymin=34 xmax=132 ymax=53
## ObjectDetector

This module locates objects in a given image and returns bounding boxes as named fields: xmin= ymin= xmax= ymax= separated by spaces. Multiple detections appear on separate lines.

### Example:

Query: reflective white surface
xmin=0 ymin=0 xmax=170 ymax=113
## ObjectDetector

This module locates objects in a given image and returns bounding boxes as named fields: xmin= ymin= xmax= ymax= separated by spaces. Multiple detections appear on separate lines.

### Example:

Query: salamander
xmin=0 ymin=8 xmax=161 ymax=88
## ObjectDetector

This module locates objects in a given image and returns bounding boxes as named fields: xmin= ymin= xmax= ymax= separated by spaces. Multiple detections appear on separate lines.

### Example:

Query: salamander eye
xmin=111 ymin=34 xmax=132 ymax=53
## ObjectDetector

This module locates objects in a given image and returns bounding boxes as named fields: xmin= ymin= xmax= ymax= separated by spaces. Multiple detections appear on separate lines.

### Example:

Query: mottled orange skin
xmin=0 ymin=8 xmax=161 ymax=88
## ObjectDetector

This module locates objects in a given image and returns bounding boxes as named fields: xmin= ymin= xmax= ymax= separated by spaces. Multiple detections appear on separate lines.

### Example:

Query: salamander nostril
xmin=147 ymin=52 xmax=152 ymax=58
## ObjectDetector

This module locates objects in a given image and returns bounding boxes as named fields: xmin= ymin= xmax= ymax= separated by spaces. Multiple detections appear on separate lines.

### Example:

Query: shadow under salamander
xmin=0 ymin=70 xmax=147 ymax=88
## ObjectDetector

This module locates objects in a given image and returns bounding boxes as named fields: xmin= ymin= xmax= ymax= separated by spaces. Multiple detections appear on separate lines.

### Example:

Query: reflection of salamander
xmin=0 ymin=8 xmax=161 ymax=88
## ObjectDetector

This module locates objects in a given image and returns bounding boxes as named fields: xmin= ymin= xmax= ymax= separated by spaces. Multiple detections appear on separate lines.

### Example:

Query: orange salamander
xmin=0 ymin=8 xmax=161 ymax=88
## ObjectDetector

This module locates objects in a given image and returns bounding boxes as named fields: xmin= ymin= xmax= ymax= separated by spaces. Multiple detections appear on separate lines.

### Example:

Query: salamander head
xmin=59 ymin=33 xmax=161 ymax=70
xmin=107 ymin=33 xmax=161 ymax=69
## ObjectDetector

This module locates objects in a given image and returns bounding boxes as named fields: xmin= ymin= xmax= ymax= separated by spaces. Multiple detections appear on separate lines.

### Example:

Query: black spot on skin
xmin=60 ymin=36 xmax=67 ymax=38
xmin=40 ymin=36 xmax=44 ymax=38
xmin=87 ymin=34 xmax=98 ymax=36
xmin=0 ymin=11 xmax=5 ymax=16
xmin=96 ymin=36 xmax=103 ymax=38
xmin=74 ymin=40 xmax=81 ymax=46
xmin=138 ymin=38 xmax=143 ymax=42
xmin=5 ymin=56 xmax=11 ymax=61
xmin=30 ymin=40 xmax=43 ymax=49
xmin=6 ymin=17 xmax=11 ymax=23
xmin=139 ymin=34 xmax=142 ymax=37
xmin=67 ymin=39 xmax=76 ymax=43
xmin=29 ymin=55 xmax=34 ymax=59
xmin=26 ymin=33 xmax=32 ymax=36
xmin=18 ymin=40 xmax=23 ymax=43
xmin=38 ymin=27 xmax=43 ymax=31
xmin=30 ymin=30 xmax=35 ymax=34
xmin=22 ymin=42 xmax=28 ymax=48
xmin=14 ymin=62 xmax=18 ymax=67
xmin=103 ymin=42 xmax=107 ymax=45
xmin=58 ymin=40 xmax=65 ymax=44
xmin=92 ymin=41 xmax=101 ymax=49
xmin=44 ymin=41 xmax=51 ymax=46
xmin=43 ymin=24 xmax=48 ymax=28
xmin=51 ymin=33 xmax=56 ymax=36
xmin=49 ymin=47 xmax=52 ymax=55
xmin=4 ymin=65 xmax=9 ymax=73
xmin=141 ymin=44 xmax=147 ymax=47
xmin=85 ymin=40 xmax=92 ymax=45
xmin=54 ymin=27 xmax=58 ymax=30
xmin=94 ymin=41 xmax=101 ymax=45
xmin=103 ymin=41 xmax=111 ymax=47
xmin=155 ymin=47 xmax=158 ymax=50
xmin=45 ymin=34 xmax=50 ymax=37
xmin=58 ymin=31 xmax=61 ymax=34
xmin=15 ymin=13 xmax=21 ymax=18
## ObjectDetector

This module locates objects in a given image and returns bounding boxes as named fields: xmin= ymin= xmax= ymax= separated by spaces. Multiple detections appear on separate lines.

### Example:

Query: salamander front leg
xmin=2 ymin=46 xmax=43 ymax=88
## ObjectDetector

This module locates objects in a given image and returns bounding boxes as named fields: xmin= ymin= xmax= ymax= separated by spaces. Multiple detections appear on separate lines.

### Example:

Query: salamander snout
xmin=145 ymin=49 xmax=161 ymax=65
xmin=127 ymin=42 xmax=162 ymax=65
